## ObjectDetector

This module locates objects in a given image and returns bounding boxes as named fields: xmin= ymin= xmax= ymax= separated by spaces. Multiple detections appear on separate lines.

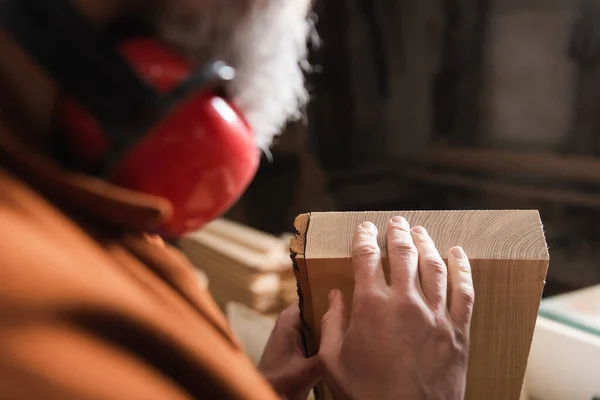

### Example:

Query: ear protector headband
xmin=0 ymin=0 xmax=260 ymax=237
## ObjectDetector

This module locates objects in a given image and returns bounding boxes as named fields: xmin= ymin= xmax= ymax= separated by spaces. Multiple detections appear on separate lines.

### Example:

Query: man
xmin=0 ymin=0 xmax=475 ymax=399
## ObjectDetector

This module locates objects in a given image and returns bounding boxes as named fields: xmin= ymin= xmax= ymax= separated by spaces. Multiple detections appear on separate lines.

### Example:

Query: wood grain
xmin=294 ymin=210 xmax=549 ymax=400
xmin=202 ymin=218 xmax=289 ymax=257
xmin=291 ymin=214 xmax=317 ymax=357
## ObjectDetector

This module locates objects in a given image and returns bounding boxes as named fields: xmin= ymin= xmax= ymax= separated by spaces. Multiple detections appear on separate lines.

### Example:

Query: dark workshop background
xmin=226 ymin=0 xmax=600 ymax=297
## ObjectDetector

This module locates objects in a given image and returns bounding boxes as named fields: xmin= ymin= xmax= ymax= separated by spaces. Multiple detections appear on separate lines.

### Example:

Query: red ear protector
xmin=61 ymin=39 xmax=260 ymax=237
xmin=0 ymin=0 xmax=260 ymax=237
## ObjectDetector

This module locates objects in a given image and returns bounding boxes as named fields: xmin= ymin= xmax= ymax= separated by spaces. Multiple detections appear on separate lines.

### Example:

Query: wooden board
xmin=184 ymin=222 xmax=291 ymax=273
xmin=291 ymin=210 xmax=549 ymax=400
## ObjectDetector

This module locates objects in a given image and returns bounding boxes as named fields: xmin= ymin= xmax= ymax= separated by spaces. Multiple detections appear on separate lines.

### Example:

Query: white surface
xmin=526 ymin=316 xmax=600 ymax=400
xmin=539 ymin=285 xmax=600 ymax=335
xmin=226 ymin=303 xmax=316 ymax=400
xmin=226 ymin=302 xmax=276 ymax=365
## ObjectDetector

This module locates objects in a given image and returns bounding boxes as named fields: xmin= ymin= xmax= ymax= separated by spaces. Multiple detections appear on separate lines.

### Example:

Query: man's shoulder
xmin=0 ymin=168 xmax=279 ymax=400
xmin=0 ymin=167 xmax=101 ymax=268
xmin=0 ymin=167 xmax=217 ymax=329
xmin=0 ymin=168 xmax=140 ymax=310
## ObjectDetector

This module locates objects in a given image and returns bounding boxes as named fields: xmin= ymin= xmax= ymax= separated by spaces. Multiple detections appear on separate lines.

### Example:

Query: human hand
xmin=258 ymin=303 xmax=320 ymax=400
xmin=318 ymin=217 xmax=475 ymax=400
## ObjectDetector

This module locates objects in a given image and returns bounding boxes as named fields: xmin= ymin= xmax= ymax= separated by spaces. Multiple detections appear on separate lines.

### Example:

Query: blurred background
xmin=228 ymin=0 xmax=600 ymax=297
xmin=181 ymin=1 xmax=600 ymax=398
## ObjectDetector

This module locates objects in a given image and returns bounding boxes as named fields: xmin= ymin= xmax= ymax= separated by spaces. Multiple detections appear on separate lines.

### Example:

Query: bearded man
xmin=0 ymin=1 xmax=475 ymax=399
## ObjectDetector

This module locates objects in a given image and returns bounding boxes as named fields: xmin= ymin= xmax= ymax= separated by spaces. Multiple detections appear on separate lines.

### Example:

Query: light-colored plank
xmin=226 ymin=302 xmax=277 ymax=365
xmin=293 ymin=210 xmax=549 ymax=400
xmin=204 ymin=218 xmax=289 ymax=256
xmin=184 ymin=229 xmax=290 ymax=272
xmin=183 ymin=217 xmax=291 ymax=271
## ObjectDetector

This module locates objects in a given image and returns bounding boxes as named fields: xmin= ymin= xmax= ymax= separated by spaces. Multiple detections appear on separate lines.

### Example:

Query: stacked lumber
xmin=180 ymin=219 xmax=297 ymax=313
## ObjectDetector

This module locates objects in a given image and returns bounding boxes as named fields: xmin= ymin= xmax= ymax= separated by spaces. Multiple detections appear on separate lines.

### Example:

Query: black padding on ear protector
xmin=101 ymin=61 xmax=236 ymax=175
xmin=105 ymin=15 xmax=158 ymax=43
xmin=0 ymin=0 xmax=160 ymax=130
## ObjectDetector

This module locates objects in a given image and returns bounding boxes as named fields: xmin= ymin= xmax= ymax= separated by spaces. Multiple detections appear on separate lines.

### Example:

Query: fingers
xmin=319 ymin=289 xmax=345 ymax=355
xmin=447 ymin=246 xmax=475 ymax=334
xmin=411 ymin=226 xmax=447 ymax=310
xmin=277 ymin=301 xmax=302 ymax=332
xmin=280 ymin=356 xmax=321 ymax=400
xmin=352 ymin=222 xmax=386 ymax=294
xmin=260 ymin=303 xmax=303 ymax=362
xmin=386 ymin=217 xmax=419 ymax=291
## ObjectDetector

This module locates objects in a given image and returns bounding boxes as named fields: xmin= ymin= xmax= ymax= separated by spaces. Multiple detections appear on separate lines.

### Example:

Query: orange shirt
xmin=0 ymin=128 xmax=280 ymax=400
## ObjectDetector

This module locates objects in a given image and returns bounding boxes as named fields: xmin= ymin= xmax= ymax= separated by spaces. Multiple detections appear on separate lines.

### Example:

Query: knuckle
xmin=454 ymin=327 xmax=471 ymax=347
xmin=425 ymin=256 xmax=448 ymax=275
xmin=445 ymin=327 xmax=470 ymax=362
xmin=432 ymin=318 xmax=454 ymax=339
xmin=320 ymin=309 xmax=337 ymax=327
xmin=457 ymin=284 xmax=475 ymax=306
xmin=354 ymin=290 xmax=388 ymax=315
xmin=430 ymin=316 xmax=465 ymax=350
xmin=456 ymin=259 xmax=472 ymax=273
xmin=362 ymin=290 xmax=388 ymax=307
xmin=427 ymin=288 xmax=445 ymax=307
xmin=448 ymin=339 xmax=469 ymax=364
xmin=388 ymin=239 xmax=418 ymax=258
xmin=352 ymin=241 xmax=381 ymax=260
xmin=396 ymin=293 xmax=430 ymax=319
xmin=456 ymin=348 xmax=470 ymax=365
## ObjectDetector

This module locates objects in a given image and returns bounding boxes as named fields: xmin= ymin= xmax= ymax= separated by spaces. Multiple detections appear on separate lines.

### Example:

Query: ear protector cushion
xmin=59 ymin=38 xmax=260 ymax=237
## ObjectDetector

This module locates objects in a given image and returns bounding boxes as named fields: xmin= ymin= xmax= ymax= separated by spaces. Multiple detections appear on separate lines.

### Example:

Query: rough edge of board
xmin=290 ymin=213 xmax=324 ymax=399
xmin=290 ymin=213 xmax=314 ymax=355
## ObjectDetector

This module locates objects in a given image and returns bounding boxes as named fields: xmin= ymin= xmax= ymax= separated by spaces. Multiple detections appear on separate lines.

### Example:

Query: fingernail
xmin=452 ymin=246 xmax=466 ymax=259
xmin=328 ymin=289 xmax=338 ymax=304
xmin=391 ymin=216 xmax=409 ymax=229
xmin=412 ymin=226 xmax=427 ymax=235
xmin=360 ymin=221 xmax=377 ymax=234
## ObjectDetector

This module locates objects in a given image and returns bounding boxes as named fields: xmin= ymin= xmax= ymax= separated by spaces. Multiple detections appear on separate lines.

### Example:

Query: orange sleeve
xmin=1 ymin=322 xmax=196 ymax=400
xmin=0 ymin=239 xmax=280 ymax=400
xmin=0 ymin=176 xmax=280 ymax=400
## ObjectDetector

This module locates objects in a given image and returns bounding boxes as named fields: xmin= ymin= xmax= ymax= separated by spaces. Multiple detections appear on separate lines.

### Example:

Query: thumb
xmin=320 ymin=289 xmax=345 ymax=354
xmin=282 ymin=355 xmax=320 ymax=400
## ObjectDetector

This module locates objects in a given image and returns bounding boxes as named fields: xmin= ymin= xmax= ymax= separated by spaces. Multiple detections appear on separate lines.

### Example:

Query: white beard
xmin=157 ymin=0 xmax=317 ymax=151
